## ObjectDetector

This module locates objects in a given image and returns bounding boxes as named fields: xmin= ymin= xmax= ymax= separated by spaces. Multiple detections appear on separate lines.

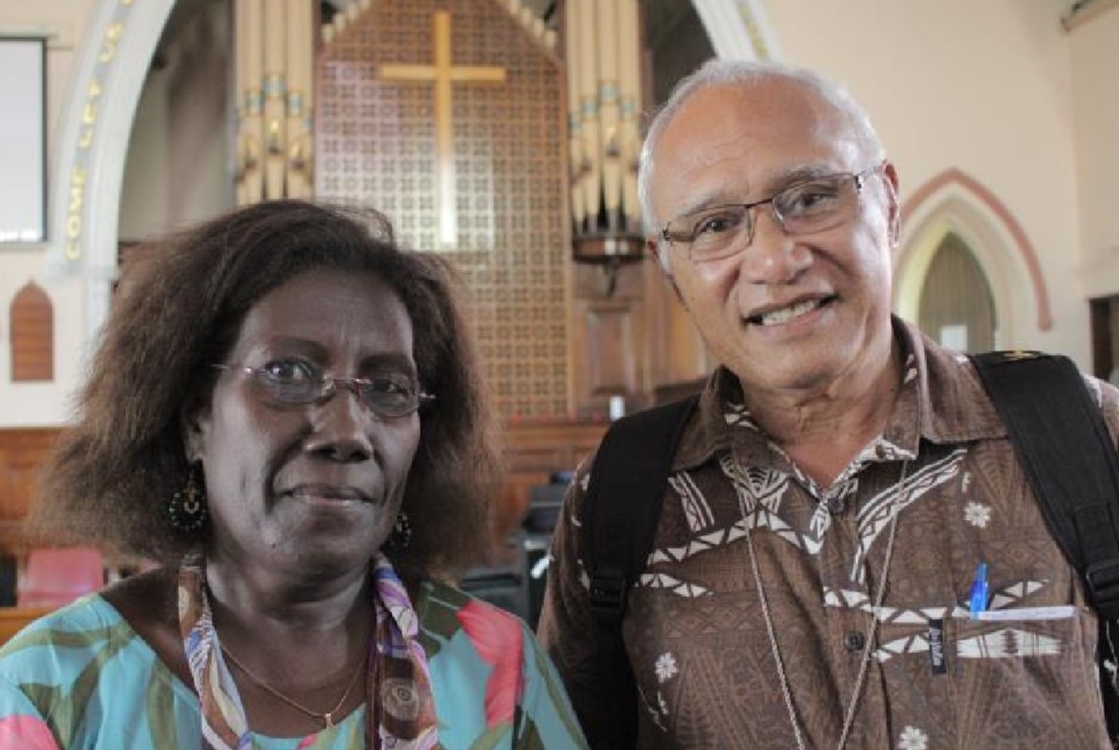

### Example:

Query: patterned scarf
xmin=178 ymin=552 xmax=441 ymax=750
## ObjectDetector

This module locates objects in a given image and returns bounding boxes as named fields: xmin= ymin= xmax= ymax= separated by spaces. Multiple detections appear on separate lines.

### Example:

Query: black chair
xmin=460 ymin=472 xmax=574 ymax=627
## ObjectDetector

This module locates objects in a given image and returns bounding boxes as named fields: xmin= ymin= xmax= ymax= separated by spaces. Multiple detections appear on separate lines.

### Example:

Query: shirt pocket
xmin=938 ymin=611 xmax=1108 ymax=747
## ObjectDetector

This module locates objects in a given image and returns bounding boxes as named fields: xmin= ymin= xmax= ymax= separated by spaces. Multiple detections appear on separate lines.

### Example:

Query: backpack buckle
xmin=589 ymin=572 xmax=627 ymax=624
xmin=1086 ymin=559 xmax=1119 ymax=621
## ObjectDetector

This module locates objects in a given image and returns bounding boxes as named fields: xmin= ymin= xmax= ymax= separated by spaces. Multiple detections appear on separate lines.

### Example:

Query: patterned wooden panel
xmin=317 ymin=0 xmax=570 ymax=419
xmin=569 ymin=260 xmax=649 ymax=418
xmin=0 ymin=429 xmax=59 ymax=553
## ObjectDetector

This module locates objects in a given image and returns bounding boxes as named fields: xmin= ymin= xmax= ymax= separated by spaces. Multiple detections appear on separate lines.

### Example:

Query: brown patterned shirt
xmin=538 ymin=319 xmax=1116 ymax=750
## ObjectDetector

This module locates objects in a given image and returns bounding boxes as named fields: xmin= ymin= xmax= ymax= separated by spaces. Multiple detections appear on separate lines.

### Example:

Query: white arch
xmin=895 ymin=191 xmax=1038 ymax=349
xmin=43 ymin=0 xmax=176 ymax=345
xmin=691 ymin=0 xmax=783 ymax=61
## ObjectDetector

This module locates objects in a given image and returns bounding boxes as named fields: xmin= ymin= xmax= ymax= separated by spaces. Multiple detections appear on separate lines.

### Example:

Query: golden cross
xmin=379 ymin=10 xmax=507 ymax=246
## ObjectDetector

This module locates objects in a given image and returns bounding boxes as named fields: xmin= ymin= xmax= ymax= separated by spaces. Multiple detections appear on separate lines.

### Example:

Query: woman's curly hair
xmin=32 ymin=199 xmax=503 ymax=582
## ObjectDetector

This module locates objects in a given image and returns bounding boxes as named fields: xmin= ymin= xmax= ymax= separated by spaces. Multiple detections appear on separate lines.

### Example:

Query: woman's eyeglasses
xmin=212 ymin=361 xmax=434 ymax=419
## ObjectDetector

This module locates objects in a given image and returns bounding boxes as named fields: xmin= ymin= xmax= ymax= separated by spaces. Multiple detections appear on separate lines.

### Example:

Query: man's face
xmin=648 ymin=78 xmax=899 ymax=399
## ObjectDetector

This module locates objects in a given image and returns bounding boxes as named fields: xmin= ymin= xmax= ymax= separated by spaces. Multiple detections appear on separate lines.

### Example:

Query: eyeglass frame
xmin=210 ymin=363 xmax=435 ymax=418
xmin=657 ymin=161 xmax=888 ymax=263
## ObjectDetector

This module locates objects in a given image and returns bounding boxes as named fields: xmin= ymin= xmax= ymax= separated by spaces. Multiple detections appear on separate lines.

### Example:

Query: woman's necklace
xmin=220 ymin=643 xmax=367 ymax=729
xmin=736 ymin=459 xmax=908 ymax=750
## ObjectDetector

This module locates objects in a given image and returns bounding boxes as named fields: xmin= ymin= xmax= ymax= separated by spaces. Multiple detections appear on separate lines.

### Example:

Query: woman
xmin=0 ymin=200 xmax=588 ymax=750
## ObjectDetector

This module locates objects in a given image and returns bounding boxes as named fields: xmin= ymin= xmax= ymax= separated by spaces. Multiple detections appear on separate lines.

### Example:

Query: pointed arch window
xmin=9 ymin=282 xmax=54 ymax=381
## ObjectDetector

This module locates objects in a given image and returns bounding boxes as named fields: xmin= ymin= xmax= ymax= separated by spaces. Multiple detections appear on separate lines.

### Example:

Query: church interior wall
xmin=1068 ymin=5 xmax=1119 ymax=299
xmin=1 ymin=0 xmax=1117 ymax=429
xmin=0 ymin=0 xmax=94 ymax=136
xmin=118 ymin=69 xmax=173 ymax=241
xmin=0 ymin=254 xmax=85 ymax=427
xmin=0 ymin=0 xmax=100 ymax=427
xmin=119 ymin=0 xmax=231 ymax=240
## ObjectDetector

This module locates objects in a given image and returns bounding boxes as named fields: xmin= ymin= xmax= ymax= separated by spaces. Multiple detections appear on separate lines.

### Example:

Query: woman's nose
xmin=304 ymin=388 xmax=375 ymax=462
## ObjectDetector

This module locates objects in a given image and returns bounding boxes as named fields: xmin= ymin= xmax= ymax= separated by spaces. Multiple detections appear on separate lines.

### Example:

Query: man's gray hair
xmin=637 ymin=58 xmax=885 ymax=240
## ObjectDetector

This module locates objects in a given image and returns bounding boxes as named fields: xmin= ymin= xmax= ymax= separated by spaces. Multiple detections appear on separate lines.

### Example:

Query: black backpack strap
xmin=581 ymin=394 xmax=699 ymax=626
xmin=577 ymin=393 xmax=697 ymax=750
xmin=972 ymin=351 xmax=1119 ymax=620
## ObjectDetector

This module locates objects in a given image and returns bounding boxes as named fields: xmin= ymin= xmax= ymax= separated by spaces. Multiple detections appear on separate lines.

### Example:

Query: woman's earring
xmin=168 ymin=462 xmax=209 ymax=533
xmin=387 ymin=511 xmax=412 ymax=552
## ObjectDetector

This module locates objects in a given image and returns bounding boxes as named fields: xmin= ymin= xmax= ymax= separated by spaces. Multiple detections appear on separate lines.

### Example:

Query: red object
xmin=455 ymin=599 xmax=524 ymax=726
xmin=18 ymin=548 xmax=105 ymax=608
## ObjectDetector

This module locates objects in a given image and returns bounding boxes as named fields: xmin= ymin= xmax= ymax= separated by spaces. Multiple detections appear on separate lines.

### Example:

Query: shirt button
xmin=826 ymin=496 xmax=846 ymax=514
xmin=843 ymin=631 xmax=866 ymax=652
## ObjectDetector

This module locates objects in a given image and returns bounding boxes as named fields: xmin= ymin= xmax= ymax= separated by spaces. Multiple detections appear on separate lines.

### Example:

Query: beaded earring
xmin=386 ymin=511 xmax=412 ymax=552
xmin=168 ymin=462 xmax=209 ymax=533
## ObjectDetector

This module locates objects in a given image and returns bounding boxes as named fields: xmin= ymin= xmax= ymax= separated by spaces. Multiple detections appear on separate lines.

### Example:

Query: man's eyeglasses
xmin=660 ymin=163 xmax=885 ymax=264
xmin=212 ymin=360 xmax=434 ymax=419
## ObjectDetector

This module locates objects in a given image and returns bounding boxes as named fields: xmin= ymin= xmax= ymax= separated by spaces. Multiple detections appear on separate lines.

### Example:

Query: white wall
xmin=0 ymin=0 xmax=100 ymax=426
xmin=1069 ymin=5 xmax=1119 ymax=299
xmin=0 ymin=0 xmax=228 ymax=428
xmin=1 ymin=0 xmax=1117 ymax=429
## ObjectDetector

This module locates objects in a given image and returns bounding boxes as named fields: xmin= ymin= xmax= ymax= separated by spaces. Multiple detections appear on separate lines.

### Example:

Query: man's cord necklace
xmin=220 ymin=642 xmax=368 ymax=729
xmin=735 ymin=458 xmax=908 ymax=750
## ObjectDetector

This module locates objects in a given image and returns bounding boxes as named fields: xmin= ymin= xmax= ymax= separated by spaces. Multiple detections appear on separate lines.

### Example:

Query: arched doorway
xmin=895 ymin=169 xmax=1052 ymax=350
xmin=916 ymin=232 xmax=997 ymax=353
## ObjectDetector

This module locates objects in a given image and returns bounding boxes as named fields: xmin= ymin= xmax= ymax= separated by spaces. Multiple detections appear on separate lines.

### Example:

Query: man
xmin=537 ymin=58 xmax=1117 ymax=750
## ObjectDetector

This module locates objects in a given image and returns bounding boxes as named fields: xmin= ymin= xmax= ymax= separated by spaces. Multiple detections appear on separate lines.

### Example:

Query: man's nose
xmin=738 ymin=209 xmax=812 ymax=284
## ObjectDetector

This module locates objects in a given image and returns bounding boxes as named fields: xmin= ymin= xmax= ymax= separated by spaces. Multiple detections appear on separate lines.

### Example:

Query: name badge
xmin=928 ymin=618 xmax=947 ymax=674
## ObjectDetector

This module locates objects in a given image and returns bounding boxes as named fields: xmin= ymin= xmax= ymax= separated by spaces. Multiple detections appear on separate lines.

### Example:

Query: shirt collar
xmin=672 ymin=315 xmax=1006 ymax=473
xmin=893 ymin=316 xmax=1006 ymax=444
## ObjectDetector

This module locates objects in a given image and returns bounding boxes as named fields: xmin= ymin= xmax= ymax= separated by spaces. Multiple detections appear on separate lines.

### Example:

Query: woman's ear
xmin=180 ymin=391 xmax=212 ymax=462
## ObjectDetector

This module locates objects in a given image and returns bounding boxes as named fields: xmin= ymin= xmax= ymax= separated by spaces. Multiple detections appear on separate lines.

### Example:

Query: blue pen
xmin=968 ymin=561 xmax=989 ymax=618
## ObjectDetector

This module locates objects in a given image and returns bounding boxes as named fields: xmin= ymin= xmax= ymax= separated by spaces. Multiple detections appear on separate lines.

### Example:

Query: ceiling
xmin=323 ymin=0 xmax=557 ymax=28
xmin=325 ymin=0 xmax=555 ymax=19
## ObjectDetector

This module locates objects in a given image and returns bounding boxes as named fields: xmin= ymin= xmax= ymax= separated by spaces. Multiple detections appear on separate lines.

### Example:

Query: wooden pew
xmin=0 ymin=606 xmax=53 ymax=647
xmin=496 ymin=418 xmax=608 ymax=540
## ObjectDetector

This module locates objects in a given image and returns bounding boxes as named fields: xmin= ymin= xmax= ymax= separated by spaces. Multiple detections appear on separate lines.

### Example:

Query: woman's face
xmin=185 ymin=268 xmax=422 ymax=578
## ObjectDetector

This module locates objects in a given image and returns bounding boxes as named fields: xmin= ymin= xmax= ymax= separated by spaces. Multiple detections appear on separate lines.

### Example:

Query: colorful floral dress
xmin=0 ymin=580 xmax=588 ymax=750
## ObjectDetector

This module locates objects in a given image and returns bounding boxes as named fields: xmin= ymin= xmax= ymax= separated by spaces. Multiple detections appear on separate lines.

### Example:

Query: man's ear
xmin=667 ymin=275 xmax=686 ymax=307
xmin=881 ymin=161 xmax=901 ymax=248
xmin=647 ymin=237 xmax=671 ymax=276
xmin=647 ymin=237 xmax=688 ymax=308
